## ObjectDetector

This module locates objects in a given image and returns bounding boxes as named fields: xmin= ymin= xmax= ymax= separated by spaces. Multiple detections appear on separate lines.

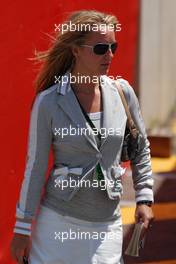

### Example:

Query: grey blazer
xmin=14 ymin=72 xmax=154 ymax=235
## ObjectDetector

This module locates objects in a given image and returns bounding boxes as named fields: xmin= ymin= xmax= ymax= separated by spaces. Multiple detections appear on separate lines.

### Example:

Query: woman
xmin=10 ymin=10 xmax=154 ymax=264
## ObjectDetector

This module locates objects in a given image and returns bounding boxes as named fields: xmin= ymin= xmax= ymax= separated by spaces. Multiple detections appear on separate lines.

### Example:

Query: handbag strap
xmin=72 ymin=90 xmax=102 ymax=142
xmin=114 ymin=80 xmax=138 ymax=138
xmin=72 ymin=89 xmax=104 ymax=181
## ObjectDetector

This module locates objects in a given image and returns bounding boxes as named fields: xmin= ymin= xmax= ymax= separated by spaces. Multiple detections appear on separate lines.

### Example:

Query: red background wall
xmin=0 ymin=0 xmax=139 ymax=263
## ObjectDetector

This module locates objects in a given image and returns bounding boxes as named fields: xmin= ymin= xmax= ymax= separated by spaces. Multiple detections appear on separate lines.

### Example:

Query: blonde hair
xmin=34 ymin=10 xmax=118 ymax=94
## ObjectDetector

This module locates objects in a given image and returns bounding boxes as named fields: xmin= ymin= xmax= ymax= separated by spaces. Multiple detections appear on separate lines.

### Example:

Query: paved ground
xmin=120 ymin=169 xmax=176 ymax=264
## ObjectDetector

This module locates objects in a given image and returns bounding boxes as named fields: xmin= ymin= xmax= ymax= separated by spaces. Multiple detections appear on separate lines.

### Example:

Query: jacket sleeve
xmin=14 ymin=92 xmax=52 ymax=236
xmin=119 ymin=79 xmax=154 ymax=203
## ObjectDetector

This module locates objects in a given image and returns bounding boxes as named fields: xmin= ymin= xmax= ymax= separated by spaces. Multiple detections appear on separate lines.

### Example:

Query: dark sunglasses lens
xmin=111 ymin=43 xmax=118 ymax=54
xmin=94 ymin=44 xmax=109 ymax=55
xmin=93 ymin=43 xmax=118 ymax=55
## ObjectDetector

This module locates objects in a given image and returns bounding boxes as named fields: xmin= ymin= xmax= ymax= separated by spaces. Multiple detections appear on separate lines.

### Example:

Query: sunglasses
xmin=80 ymin=42 xmax=118 ymax=55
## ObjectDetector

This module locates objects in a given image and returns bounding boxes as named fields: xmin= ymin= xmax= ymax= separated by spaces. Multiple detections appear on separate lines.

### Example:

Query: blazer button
xmin=96 ymin=153 xmax=102 ymax=159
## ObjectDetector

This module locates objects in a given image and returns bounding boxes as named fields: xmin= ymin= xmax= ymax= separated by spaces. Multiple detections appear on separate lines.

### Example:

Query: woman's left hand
xmin=135 ymin=204 xmax=154 ymax=238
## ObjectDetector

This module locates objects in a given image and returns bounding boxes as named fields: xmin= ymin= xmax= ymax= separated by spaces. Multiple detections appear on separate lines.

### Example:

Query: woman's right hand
xmin=10 ymin=233 xmax=31 ymax=263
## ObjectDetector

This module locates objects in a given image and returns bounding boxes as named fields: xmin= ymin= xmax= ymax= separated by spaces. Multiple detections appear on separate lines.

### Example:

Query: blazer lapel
xmin=100 ymin=76 xmax=127 ymax=147
xmin=56 ymin=76 xmax=99 ymax=150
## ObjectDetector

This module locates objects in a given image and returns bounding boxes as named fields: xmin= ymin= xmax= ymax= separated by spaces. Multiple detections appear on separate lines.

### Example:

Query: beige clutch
xmin=125 ymin=222 xmax=146 ymax=257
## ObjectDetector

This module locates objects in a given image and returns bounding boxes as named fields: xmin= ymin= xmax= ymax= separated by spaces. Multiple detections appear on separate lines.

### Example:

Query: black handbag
xmin=115 ymin=81 xmax=142 ymax=162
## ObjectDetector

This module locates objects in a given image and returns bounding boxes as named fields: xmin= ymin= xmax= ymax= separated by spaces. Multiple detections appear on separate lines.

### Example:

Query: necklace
xmin=71 ymin=84 xmax=101 ymax=95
